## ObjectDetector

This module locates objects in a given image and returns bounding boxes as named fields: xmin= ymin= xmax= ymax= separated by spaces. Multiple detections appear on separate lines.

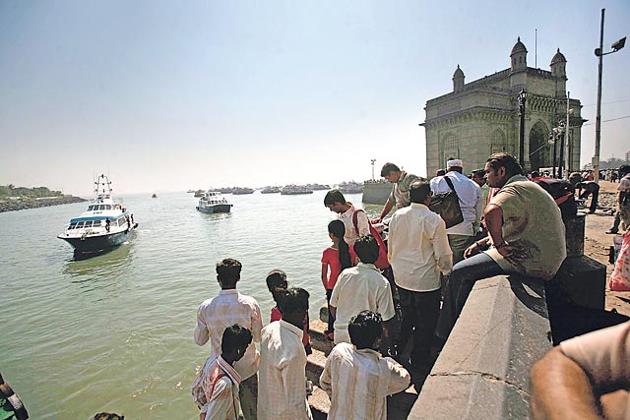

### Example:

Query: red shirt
xmin=321 ymin=247 xmax=342 ymax=290
xmin=270 ymin=306 xmax=310 ymax=347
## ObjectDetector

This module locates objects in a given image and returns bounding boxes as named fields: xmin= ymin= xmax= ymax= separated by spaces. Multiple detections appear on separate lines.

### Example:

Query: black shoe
xmin=606 ymin=229 xmax=618 ymax=234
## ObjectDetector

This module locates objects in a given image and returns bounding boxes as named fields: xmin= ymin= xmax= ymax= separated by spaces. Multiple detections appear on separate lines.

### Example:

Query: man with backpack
xmin=324 ymin=189 xmax=370 ymax=246
xmin=430 ymin=158 xmax=482 ymax=265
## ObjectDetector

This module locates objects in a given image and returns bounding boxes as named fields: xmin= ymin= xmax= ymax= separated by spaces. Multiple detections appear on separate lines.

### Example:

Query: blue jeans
xmin=436 ymin=252 xmax=505 ymax=340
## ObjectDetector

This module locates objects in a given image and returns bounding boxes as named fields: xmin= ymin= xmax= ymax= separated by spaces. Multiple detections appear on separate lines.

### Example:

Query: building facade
xmin=422 ymin=38 xmax=585 ymax=176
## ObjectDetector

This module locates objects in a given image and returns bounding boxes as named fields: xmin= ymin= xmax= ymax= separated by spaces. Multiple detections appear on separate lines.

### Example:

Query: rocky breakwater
xmin=0 ymin=195 xmax=86 ymax=213
xmin=0 ymin=185 xmax=86 ymax=213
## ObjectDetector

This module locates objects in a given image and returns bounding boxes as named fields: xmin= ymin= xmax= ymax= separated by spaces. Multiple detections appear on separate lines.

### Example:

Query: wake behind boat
xmin=57 ymin=174 xmax=137 ymax=254
xmin=196 ymin=191 xmax=232 ymax=214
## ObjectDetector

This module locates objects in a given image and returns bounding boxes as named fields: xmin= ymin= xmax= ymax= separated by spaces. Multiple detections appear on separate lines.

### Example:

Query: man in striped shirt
xmin=320 ymin=311 xmax=411 ymax=420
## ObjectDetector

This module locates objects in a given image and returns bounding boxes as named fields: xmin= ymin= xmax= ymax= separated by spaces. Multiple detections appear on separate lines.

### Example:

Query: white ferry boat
xmin=196 ymin=191 xmax=232 ymax=214
xmin=57 ymin=175 xmax=137 ymax=254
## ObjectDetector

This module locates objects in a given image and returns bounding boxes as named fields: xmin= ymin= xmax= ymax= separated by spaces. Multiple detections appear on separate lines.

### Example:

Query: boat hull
xmin=58 ymin=228 xmax=135 ymax=253
xmin=196 ymin=204 xmax=232 ymax=214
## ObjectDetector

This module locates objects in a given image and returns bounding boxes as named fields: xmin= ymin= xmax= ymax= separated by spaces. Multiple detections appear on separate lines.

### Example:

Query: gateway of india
xmin=422 ymin=37 xmax=585 ymax=175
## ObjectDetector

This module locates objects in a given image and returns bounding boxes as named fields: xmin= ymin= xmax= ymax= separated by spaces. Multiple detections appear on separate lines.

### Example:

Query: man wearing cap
xmin=374 ymin=163 xmax=424 ymax=223
xmin=431 ymin=158 xmax=482 ymax=265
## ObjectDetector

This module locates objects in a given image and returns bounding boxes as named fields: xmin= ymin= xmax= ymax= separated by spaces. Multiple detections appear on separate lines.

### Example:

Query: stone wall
xmin=409 ymin=275 xmax=551 ymax=419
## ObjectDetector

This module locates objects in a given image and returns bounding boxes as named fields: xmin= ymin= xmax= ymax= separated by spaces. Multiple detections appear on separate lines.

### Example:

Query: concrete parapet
xmin=410 ymin=275 xmax=551 ymax=419
xmin=362 ymin=182 xmax=393 ymax=205
xmin=564 ymin=213 xmax=586 ymax=257
xmin=553 ymin=255 xmax=606 ymax=310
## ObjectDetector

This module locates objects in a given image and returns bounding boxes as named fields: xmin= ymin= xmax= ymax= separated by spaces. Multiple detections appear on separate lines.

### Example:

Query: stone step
xmin=306 ymin=347 xmax=327 ymax=386
xmin=309 ymin=319 xmax=334 ymax=354
xmin=308 ymin=385 xmax=330 ymax=419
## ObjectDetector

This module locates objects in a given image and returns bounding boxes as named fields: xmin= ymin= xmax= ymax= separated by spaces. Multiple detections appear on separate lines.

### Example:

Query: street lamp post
xmin=518 ymin=90 xmax=527 ymax=169
xmin=593 ymin=8 xmax=626 ymax=182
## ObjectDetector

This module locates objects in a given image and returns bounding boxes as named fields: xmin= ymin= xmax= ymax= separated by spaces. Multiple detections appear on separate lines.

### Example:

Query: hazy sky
xmin=1 ymin=0 xmax=629 ymax=195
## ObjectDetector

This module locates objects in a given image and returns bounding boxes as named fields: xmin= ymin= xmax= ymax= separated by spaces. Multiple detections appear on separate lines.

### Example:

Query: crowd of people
xmin=189 ymin=153 xmax=630 ymax=420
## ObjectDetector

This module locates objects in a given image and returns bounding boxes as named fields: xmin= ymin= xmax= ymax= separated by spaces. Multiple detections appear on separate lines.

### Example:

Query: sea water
xmin=0 ymin=191 xmax=374 ymax=419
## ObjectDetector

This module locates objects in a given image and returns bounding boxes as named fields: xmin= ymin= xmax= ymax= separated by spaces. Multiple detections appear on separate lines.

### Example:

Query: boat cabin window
xmin=69 ymin=223 xmax=77 ymax=229
xmin=88 ymin=205 xmax=95 ymax=211
xmin=117 ymin=217 xmax=127 ymax=227
xmin=75 ymin=221 xmax=85 ymax=228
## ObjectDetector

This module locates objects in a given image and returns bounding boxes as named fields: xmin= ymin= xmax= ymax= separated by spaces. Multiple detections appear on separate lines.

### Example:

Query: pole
xmin=553 ymin=135 xmax=558 ymax=178
xmin=594 ymin=8 xmax=605 ymax=182
xmin=559 ymin=132 xmax=565 ymax=179
xmin=535 ymin=28 xmax=538 ymax=68
xmin=519 ymin=90 xmax=526 ymax=169
xmin=565 ymin=91 xmax=571 ymax=176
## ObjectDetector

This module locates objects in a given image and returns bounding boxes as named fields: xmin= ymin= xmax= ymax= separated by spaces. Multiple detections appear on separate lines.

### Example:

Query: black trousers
xmin=397 ymin=286 xmax=441 ymax=373
xmin=579 ymin=187 xmax=599 ymax=213
xmin=325 ymin=289 xmax=334 ymax=333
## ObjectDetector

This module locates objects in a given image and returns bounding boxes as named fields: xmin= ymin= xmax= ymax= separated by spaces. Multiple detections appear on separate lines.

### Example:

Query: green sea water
xmin=0 ymin=190 xmax=373 ymax=419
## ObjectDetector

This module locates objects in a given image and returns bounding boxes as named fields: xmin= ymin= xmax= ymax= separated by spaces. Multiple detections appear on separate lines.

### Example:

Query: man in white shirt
xmin=258 ymin=288 xmax=312 ymax=420
xmin=430 ymin=158 xmax=482 ymax=264
xmin=192 ymin=324 xmax=252 ymax=420
xmin=324 ymin=189 xmax=369 ymax=246
xmin=388 ymin=181 xmax=453 ymax=381
xmin=320 ymin=311 xmax=411 ymax=420
xmin=330 ymin=235 xmax=396 ymax=345
xmin=194 ymin=258 xmax=263 ymax=420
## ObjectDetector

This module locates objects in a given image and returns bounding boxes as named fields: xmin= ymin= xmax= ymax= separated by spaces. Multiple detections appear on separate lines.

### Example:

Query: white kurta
xmin=194 ymin=289 xmax=263 ymax=380
xmin=320 ymin=342 xmax=411 ymax=420
xmin=257 ymin=320 xmax=313 ymax=420
xmin=330 ymin=263 xmax=396 ymax=344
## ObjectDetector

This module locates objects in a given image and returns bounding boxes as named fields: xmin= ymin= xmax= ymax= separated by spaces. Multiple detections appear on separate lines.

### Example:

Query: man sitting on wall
xmin=435 ymin=153 xmax=566 ymax=343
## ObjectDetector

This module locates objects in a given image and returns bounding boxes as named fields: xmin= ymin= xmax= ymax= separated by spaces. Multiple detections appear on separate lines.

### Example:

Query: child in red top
xmin=265 ymin=269 xmax=312 ymax=354
xmin=321 ymin=220 xmax=353 ymax=340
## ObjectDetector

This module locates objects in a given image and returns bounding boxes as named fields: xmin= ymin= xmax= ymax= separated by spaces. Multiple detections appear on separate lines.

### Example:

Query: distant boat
xmin=152 ymin=193 xmax=157 ymax=198
xmin=57 ymin=174 xmax=137 ymax=254
xmin=261 ymin=186 xmax=281 ymax=194
xmin=232 ymin=187 xmax=255 ymax=195
xmin=339 ymin=181 xmax=364 ymax=194
xmin=186 ymin=189 xmax=195 ymax=193
xmin=196 ymin=191 xmax=233 ymax=214
xmin=280 ymin=185 xmax=314 ymax=195
xmin=305 ymin=183 xmax=331 ymax=191
xmin=194 ymin=189 xmax=205 ymax=197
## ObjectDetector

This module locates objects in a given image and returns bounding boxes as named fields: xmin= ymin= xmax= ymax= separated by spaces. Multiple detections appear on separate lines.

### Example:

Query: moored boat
xmin=57 ymin=174 xmax=137 ymax=254
xmin=261 ymin=186 xmax=281 ymax=194
xmin=280 ymin=185 xmax=314 ymax=195
xmin=196 ymin=191 xmax=233 ymax=213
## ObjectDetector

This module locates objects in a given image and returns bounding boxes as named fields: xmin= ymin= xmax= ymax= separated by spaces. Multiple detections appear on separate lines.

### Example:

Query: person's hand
xmin=371 ymin=217 xmax=382 ymax=224
xmin=464 ymin=242 xmax=481 ymax=258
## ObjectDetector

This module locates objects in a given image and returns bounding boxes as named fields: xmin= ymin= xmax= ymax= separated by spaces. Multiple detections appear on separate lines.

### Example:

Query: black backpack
xmin=534 ymin=178 xmax=577 ymax=220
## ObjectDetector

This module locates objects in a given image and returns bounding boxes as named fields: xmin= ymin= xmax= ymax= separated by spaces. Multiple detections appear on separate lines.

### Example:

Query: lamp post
xmin=518 ymin=89 xmax=527 ymax=169
xmin=370 ymin=159 xmax=376 ymax=181
xmin=550 ymin=120 xmax=566 ymax=178
xmin=593 ymin=8 xmax=626 ymax=182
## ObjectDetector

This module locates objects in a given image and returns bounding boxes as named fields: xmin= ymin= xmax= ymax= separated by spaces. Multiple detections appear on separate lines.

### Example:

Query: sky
xmin=1 ymin=0 xmax=629 ymax=196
